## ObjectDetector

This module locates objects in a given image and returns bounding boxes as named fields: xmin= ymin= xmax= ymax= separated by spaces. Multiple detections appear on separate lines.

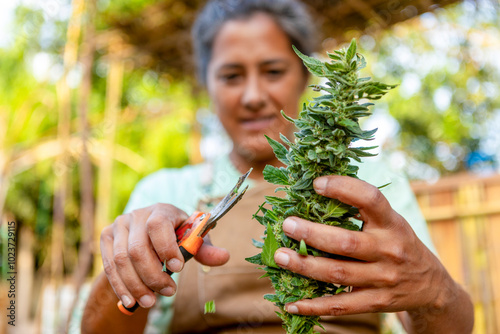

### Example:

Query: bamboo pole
xmin=50 ymin=0 xmax=85 ymax=332
xmin=93 ymin=34 xmax=125 ymax=274
xmin=66 ymin=0 xmax=97 ymax=330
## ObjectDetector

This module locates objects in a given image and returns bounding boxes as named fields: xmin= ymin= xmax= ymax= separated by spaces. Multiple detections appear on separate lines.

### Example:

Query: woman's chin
xmin=233 ymin=141 xmax=277 ymax=164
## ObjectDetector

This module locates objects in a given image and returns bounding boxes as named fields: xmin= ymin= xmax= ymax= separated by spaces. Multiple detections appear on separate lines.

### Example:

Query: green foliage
xmin=356 ymin=2 xmax=500 ymax=176
xmin=247 ymin=40 xmax=395 ymax=333
xmin=204 ymin=300 xmax=216 ymax=314
xmin=0 ymin=5 xmax=197 ymax=275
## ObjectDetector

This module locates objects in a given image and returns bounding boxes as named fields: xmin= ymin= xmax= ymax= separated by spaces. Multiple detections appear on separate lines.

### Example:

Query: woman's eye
xmin=266 ymin=69 xmax=285 ymax=79
xmin=220 ymin=73 xmax=241 ymax=83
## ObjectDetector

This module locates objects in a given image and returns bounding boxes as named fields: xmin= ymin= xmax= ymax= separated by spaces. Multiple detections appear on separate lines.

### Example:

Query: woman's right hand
xmin=100 ymin=203 xmax=230 ymax=310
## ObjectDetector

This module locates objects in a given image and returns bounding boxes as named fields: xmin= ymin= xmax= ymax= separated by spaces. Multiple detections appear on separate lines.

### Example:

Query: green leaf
xmin=263 ymin=165 xmax=290 ymax=185
xmin=245 ymin=253 xmax=263 ymax=265
xmin=292 ymin=45 xmax=325 ymax=77
xmin=265 ymin=135 xmax=290 ymax=165
xmin=324 ymin=200 xmax=349 ymax=218
xmin=298 ymin=239 xmax=308 ymax=256
xmin=346 ymin=38 xmax=357 ymax=62
xmin=252 ymin=238 xmax=264 ymax=248
xmin=264 ymin=294 xmax=280 ymax=303
xmin=349 ymin=147 xmax=378 ymax=158
xmin=280 ymin=109 xmax=296 ymax=123
xmin=265 ymin=195 xmax=289 ymax=206
xmin=262 ymin=224 xmax=279 ymax=268
xmin=337 ymin=118 xmax=362 ymax=135
xmin=292 ymin=174 xmax=313 ymax=190
xmin=204 ymin=300 xmax=216 ymax=314
xmin=378 ymin=182 xmax=391 ymax=189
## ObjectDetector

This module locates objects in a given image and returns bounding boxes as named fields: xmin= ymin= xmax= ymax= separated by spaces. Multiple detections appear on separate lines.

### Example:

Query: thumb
xmin=194 ymin=234 xmax=230 ymax=266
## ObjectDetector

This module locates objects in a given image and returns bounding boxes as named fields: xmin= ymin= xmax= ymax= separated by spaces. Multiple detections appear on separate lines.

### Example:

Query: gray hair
xmin=192 ymin=0 xmax=318 ymax=85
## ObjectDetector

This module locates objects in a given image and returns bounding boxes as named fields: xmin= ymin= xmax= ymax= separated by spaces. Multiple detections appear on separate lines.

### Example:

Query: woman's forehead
xmin=209 ymin=13 xmax=296 ymax=67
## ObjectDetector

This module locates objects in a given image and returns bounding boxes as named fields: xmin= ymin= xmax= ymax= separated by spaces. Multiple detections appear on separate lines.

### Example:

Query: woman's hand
xmin=273 ymin=175 xmax=474 ymax=333
xmin=100 ymin=203 xmax=230 ymax=310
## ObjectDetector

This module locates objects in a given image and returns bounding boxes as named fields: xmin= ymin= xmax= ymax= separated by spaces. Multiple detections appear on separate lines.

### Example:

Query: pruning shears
xmin=117 ymin=168 xmax=252 ymax=315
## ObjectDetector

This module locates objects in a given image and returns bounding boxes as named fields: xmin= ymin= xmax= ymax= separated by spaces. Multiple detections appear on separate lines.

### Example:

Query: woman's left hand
xmin=273 ymin=175 xmax=474 ymax=333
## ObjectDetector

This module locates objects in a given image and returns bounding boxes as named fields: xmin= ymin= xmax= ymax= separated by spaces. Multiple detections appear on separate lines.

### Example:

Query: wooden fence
xmin=412 ymin=172 xmax=500 ymax=334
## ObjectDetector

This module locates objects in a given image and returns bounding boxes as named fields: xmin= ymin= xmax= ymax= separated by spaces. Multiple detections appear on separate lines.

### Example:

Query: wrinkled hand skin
xmin=100 ymin=203 xmax=230 ymax=309
xmin=82 ymin=203 xmax=231 ymax=334
xmin=273 ymin=175 xmax=474 ymax=334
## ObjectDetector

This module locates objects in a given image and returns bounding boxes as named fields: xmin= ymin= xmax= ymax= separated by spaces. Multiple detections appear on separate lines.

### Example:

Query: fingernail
xmin=283 ymin=218 xmax=297 ymax=235
xmin=286 ymin=305 xmax=299 ymax=314
xmin=274 ymin=251 xmax=290 ymax=266
xmin=160 ymin=287 xmax=175 ymax=297
xmin=139 ymin=294 xmax=155 ymax=308
xmin=313 ymin=177 xmax=327 ymax=193
xmin=121 ymin=295 xmax=133 ymax=307
xmin=167 ymin=258 xmax=182 ymax=272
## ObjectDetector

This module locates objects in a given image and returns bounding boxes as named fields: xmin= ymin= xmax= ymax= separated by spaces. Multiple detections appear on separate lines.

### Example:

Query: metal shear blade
xmin=198 ymin=168 xmax=252 ymax=237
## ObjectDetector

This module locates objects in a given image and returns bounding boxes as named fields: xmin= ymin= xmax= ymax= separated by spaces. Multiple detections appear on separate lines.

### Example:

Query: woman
xmin=81 ymin=0 xmax=473 ymax=333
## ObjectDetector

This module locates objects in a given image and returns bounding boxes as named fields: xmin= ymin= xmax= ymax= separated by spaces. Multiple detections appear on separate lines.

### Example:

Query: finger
xmin=145 ymin=204 xmax=188 ymax=272
xmin=313 ymin=175 xmax=397 ymax=227
xmin=282 ymin=216 xmax=379 ymax=261
xmin=285 ymin=288 xmax=395 ymax=316
xmin=126 ymin=217 xmax=177 ymax=303
xmin=100 ymin=225 xmax=136 ymax=309
xmin=112 ymin=218 xmax=162 ymax=308
xmin=274 ymin=248 xmax=388 ymax=287
xmin=194 ymin=235 xmax=230 ymax=266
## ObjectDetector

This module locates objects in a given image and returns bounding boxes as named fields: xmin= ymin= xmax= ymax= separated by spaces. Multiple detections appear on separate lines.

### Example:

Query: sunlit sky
xmin=0 ymin=0 xmax=20 ymax=48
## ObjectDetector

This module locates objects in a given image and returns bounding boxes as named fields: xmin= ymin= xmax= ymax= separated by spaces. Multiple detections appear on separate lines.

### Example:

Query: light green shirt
xmin=121 ymin=154 xmax=435 ymax=334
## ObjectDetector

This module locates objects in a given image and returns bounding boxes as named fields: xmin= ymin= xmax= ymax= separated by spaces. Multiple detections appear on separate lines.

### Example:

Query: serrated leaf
xmin=262 ymin=224 xmax=279 ymax=268
xmin=263 ymin=165 xmax=290 ymax=185
xmin=265 ymin=135 xmax=290 ymax=165
xmin=346 ymin=38 xmax=357 ymax=62
xmin=324 ymin=200 xmax=349 ymax=218
xmin=292 ymin=45 xmax=325 ymax=77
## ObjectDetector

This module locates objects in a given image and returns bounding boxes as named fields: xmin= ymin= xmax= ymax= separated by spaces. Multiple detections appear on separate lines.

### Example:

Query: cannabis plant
xmin=246 ymin=39 xmax=396 ymax=333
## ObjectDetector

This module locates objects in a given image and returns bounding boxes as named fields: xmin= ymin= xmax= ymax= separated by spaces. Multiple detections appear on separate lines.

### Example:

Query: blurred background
xmin=0 ymin=0 xmax=499 ymax=333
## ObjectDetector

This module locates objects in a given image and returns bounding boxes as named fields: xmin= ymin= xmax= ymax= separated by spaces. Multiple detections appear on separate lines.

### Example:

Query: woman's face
xmin=206 ymin=13 xmax=308 ymax=163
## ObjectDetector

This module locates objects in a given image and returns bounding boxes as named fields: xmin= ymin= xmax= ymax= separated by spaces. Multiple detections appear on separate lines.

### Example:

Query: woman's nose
xmin=242 ymin=75 xmax=266 ymax=111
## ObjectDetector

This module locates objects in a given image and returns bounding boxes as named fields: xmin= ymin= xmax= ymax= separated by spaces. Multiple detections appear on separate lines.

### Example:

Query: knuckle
xmin=381 ymin=269 xmax=400 ymax=287
xmin=102 ymin=259 xmax=115 ymax=277
xmin=128 ymin=242 xmax=144 ymax=262
xmin=371 ymin=295 xmax=393 ymax=312
xmin=143 ymin=277 xmax=164 ymax=290
xmin=365 ymin=185 xmax=384 ymax=207
xmin=113 ymin=251 xmax=129 ymax=268
xmin=337 ymin=233 xmax=358 ymax=257
xmin=100 ymin=227 xmax=113 ymax=242
xmin=326 ymin=265 xmax=347 ymax=283
xmin=114 ymin=214 xmax=128 ymax=226
xmin=385 ymin=242 xmax=408 ymax=265
xmin=295 ymin=256 xmax=309 ymax=274
xmin=145 ymin=215 xmax=164 ymax=233
xmin=327 ymin=302 xmax=347 ymax=316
